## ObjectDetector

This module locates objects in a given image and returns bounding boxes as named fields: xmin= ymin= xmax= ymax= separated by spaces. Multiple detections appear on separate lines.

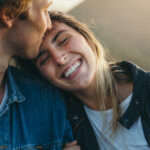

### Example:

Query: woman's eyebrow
xmin=52 ymin=30 xmax=67 ymax=43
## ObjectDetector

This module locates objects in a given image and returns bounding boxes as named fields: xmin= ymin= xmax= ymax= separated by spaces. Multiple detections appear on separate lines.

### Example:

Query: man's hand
xmin=63 ymin=140 xmax=81 ymax=150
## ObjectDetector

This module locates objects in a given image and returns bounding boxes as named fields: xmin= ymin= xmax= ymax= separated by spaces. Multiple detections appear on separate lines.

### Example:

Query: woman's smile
xmin=62 ymin=59 xmax=82 ymax=80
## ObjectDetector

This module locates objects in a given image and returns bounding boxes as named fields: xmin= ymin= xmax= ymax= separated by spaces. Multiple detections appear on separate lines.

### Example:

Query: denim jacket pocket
xmin=0 ymin=146 xmax=8 ymax=150
xmin=17 ymin=143 xmax=63 ymax=150
xmin=3 ymin=142 xmax=62 ymax=150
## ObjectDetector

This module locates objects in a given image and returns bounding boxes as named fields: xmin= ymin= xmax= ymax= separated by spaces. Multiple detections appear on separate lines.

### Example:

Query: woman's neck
xmin=73 ymin=83 xmax=101 ymax=110
xmin=73 ymin=81 xmax=133 ymax=111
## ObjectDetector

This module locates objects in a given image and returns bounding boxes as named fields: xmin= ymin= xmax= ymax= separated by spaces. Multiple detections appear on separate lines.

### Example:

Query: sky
xmin=49 ymin=0 xmax=85 ymax=12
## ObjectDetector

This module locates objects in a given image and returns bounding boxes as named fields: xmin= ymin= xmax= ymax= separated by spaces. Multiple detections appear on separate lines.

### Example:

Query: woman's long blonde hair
xmin=49 ymin=11 xmax=132 ymax=134
xmin=49 ymin=11 xmax=125 ymax=133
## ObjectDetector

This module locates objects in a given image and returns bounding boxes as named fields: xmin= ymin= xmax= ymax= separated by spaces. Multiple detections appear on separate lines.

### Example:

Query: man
xmin=0 ymin=0 xmax=73 ymax=149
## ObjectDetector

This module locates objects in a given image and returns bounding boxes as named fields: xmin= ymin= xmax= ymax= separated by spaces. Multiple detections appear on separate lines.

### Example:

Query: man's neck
xmin=0 ymin=34 xmax=12 ymax=103
xmin=0 ymin=49 xmax=11 ymax=104
xmin=0 ymin=51 xmax=10 ymax=103
xmin=0 ymin=28 xmax=15 ymax=103
xmin=0 ymin=79 xmax=5 ymax=105
xmin=0 ymin=46 xmax=11 ymax=82
xmin=0 ymin=30 xmax=13 ymax=82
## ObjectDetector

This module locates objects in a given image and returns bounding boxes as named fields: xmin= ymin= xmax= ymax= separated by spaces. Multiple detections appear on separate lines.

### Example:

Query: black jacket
xmin=65 ymin=61 xmax=150 ymax=150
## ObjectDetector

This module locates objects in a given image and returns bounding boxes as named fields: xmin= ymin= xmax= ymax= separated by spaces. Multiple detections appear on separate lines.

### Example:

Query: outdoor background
xmin=51 ymin=0 xmax=150 ymax=70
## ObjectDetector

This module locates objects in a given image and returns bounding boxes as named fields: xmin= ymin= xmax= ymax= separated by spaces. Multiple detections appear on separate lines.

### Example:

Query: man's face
xmin=8 ymin=0 xmax=52 ymax=59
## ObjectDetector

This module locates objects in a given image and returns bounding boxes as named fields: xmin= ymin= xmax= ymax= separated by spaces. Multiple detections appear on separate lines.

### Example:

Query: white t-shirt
xmin=84 ymin=93 xmax=150 ymax=150
xmin=0 ymin=82 xmax=8 ymax=113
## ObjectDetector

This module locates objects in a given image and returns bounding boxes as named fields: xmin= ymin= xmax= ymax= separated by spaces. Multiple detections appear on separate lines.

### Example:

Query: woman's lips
xmin=62 ymin=59 xmax=82 ymax=80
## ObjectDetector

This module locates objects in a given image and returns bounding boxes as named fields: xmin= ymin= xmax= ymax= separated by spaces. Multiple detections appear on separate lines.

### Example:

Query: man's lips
xmin=42 ymin=30 xmax=50 ymax=41
xmin=39 ymin=30 xmax=50 ymax=52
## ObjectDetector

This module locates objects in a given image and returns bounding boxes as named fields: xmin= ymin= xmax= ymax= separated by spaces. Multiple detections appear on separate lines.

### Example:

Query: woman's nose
xmin=52 ymin=52 xmax=69 ymax=65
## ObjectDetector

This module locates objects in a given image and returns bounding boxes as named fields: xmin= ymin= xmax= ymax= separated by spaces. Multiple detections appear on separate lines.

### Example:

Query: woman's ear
xmin=0 ymin=10 xmax=14 ymax=28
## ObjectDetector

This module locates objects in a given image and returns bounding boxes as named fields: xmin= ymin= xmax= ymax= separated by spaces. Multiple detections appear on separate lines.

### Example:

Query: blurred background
xmin=50 ymin=0 xmax=150 ymax=70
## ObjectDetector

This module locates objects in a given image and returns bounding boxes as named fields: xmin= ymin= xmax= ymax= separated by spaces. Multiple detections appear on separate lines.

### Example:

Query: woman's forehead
xmin=51 ymin=22 xmax=67 ymax=30
xmin=51 ymin=21 xmax=78 ymax=36
xmin=49 ymin=22 xmax=68 ymax=36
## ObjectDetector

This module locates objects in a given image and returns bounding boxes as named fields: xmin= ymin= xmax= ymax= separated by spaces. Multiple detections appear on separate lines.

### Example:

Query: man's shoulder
xmin=8 ymin=65 xmax=49 ymax=86
xmin=7 ymin=65 xmax=55 ymax=99
xmin=7 ymin=66 xmax=66 ymax=108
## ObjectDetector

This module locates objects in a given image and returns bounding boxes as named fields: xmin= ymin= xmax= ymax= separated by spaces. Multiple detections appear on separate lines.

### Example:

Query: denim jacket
xmin=0 ymin=66 xmax=73 ymax=150
xmin=66 ymin=61 xmax=150 ymax=150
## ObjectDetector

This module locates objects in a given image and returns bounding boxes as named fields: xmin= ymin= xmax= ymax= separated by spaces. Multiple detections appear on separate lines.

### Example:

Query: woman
xmin=35 ymin=11 xmax=150 ymax=150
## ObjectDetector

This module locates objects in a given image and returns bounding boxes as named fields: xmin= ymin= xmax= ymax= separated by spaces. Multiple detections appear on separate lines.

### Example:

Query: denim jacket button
xmin=13 ymin=96 xmax=17 ymax=100
xmin=73 ymin=115 xmax=78 ymax=120
xmin=135 ymin=101 xmax=139 ymax=105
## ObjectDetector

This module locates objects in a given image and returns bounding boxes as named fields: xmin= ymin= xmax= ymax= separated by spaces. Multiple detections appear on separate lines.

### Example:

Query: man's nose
xmin=46 ymin=12 xmax=52 ymax=30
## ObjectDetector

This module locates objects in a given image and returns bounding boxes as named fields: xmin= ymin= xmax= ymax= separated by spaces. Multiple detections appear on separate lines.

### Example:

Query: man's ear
xmin=0 ymin=10 xmax=14 ymax=28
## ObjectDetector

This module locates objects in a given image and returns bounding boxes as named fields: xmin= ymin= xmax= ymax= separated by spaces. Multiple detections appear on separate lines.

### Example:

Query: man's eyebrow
xmin=52 ymin=30 xmax=67 ymax=43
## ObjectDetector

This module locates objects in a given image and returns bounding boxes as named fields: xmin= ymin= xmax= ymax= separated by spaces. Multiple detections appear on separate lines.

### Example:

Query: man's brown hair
xmin=0 ymin=0 xmax=31 ymax=19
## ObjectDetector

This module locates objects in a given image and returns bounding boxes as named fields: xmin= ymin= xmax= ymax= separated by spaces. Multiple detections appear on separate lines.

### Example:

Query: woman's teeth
xmin=64 ymin=61 xmax=81 ymax=78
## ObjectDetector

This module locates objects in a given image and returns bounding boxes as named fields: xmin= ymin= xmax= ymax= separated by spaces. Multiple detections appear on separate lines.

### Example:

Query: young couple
xmin=17 ymin=11 xmax=150 ymax=150
xmin=0 ymin=0 xmax=150 ymax=150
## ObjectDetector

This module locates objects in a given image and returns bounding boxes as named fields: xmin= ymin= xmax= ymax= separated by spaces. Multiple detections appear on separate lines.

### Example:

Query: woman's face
xmin=36 ymin=21 xmax=97 ymax=92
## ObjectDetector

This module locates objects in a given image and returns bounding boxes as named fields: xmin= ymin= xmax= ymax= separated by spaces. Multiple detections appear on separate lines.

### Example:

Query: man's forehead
xmin=33 ymin=0 xmax=52 ymax=7
xmin=41 ymin=0 xmax=52 ymax=6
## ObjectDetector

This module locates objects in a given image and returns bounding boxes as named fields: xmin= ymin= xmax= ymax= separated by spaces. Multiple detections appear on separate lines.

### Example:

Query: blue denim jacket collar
xmin=7 ymin=66 xmax=25 ymax=104
xmin=0 ymin=67 xmax=26 ymax=117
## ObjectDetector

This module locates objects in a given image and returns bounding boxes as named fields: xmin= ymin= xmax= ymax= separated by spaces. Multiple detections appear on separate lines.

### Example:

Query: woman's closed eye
xmin=58 ymin=36 xmax=70 ymax=46
xmin=37 ymin=51 xmax=50 ymax=66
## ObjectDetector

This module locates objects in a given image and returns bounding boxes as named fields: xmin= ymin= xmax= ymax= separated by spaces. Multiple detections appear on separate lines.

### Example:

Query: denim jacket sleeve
xmin=0 ymin=66 xmax=74 ymax=150
xmin=62 ymin=116 xmax=75 ymax=144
